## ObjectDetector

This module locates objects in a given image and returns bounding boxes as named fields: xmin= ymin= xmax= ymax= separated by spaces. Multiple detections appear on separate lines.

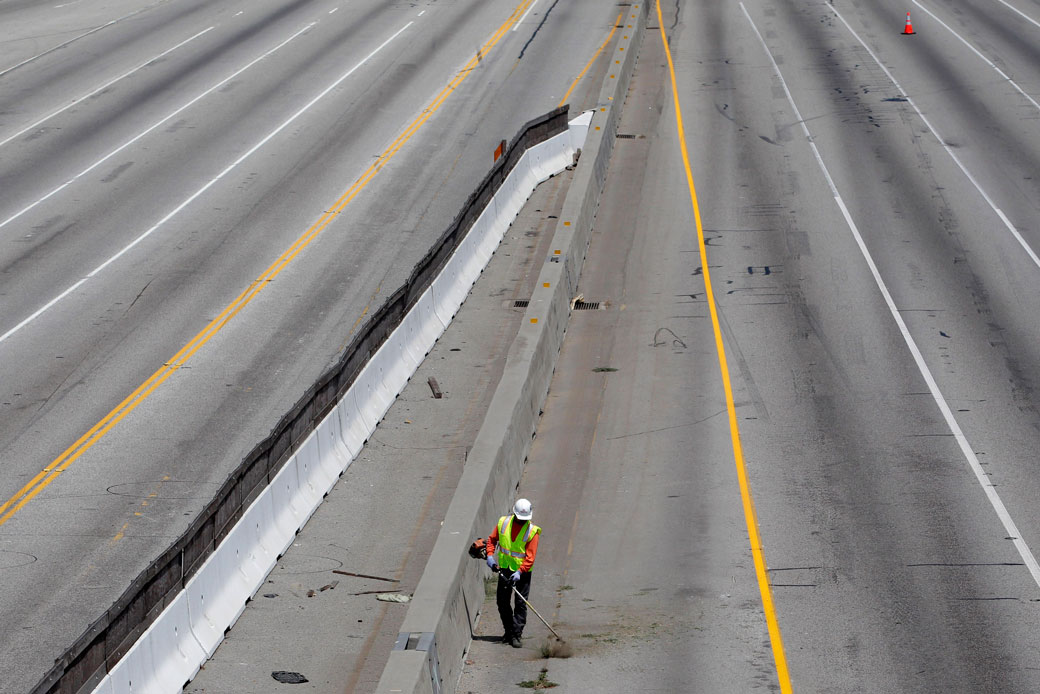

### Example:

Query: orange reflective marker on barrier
xmin=494 ymin=139 xmax=506 ymax=162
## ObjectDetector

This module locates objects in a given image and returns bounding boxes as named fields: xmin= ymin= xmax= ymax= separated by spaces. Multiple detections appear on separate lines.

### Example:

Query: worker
xmin=485 ymin=498 xmax=541 ymax=648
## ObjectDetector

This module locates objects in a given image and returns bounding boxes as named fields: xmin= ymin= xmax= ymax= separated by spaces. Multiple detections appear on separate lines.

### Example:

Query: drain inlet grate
xmin=616 ymin=133 xmax=636 ymax=139
xmin=513 ymin=300 xmax=530 ymax=308
xmin=573 ymin=301 xmax=601 ymax=310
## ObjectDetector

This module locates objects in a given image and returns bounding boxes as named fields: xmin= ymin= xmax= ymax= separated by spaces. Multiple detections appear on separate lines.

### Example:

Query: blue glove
xmin=510 ymin=570 xmax=521 ymax=584
xmin=486 ymin=555 xmax=497 ymax=570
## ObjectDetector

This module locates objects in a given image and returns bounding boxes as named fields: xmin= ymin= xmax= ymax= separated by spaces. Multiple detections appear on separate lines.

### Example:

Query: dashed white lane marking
xmin=0 ymin=22 xmax=412 ymax=346
xmin=0 ymin=27 xmax=215 ymax=150
xmin=0 ymin=23 xmax=314 ymax=234
xmin=827 ymin=3 xmax=1040 ymax=272
xmin=991 ymin=0 xmax=1040 ymax=30
xmin=911 ymin=0 xmax=1040 ymax=114
xmin=513 ymin=0 xmax=538 ymax=31
xmin=740 ymin=1 xmax=1040 ymax=591
xmin=0 ymin=6 xmax=152 ymax=78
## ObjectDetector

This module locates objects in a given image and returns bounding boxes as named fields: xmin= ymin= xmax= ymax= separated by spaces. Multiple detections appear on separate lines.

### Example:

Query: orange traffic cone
xmin=902 ymin=12 xmax=915 ymax=35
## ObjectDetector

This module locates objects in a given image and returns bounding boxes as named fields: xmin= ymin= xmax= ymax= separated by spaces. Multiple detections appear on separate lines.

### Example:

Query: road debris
xmin=333 ymin=569 xmax=399 ymax=583
xmin=375 ymin=593 xmax=412 ymax=603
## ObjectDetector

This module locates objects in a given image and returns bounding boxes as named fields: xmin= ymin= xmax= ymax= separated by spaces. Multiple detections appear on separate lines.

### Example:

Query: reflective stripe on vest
xmin=495 ymin=515 xmax=541 ymax=572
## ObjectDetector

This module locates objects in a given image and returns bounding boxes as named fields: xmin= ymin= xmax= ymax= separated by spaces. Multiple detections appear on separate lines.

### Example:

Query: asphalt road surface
xmin=0 ymin=0 xmax=620 ymax=690
xmin=460 ymin=0 xmax=1040 ymax=691
xmin=4 ymin=0 xmax=1040 ymax=690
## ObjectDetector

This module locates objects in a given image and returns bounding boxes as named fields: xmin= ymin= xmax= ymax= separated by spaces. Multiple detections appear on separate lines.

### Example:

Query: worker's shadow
xmin=470 ymin=634 xmax=506 ymax=643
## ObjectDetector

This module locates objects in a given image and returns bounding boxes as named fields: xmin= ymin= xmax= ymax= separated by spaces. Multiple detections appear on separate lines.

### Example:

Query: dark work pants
xmin=496 ymin=570 xmax=531 ymax=637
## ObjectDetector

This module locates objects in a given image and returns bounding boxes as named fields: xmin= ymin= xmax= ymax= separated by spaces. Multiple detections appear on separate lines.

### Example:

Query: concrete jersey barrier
xmin=84 ymin=111 xmax=592 ymax=694
xmin=376 ymin=5 xmax=649 ymax=694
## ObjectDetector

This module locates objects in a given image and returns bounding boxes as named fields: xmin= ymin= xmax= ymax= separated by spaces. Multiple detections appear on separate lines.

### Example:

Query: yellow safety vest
xmin=495 ymin=515 xmax=541 ymax=572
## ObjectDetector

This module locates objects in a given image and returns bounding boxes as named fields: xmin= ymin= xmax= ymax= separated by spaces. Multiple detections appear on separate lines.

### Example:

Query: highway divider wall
xmin=376 ymin=5 xmax=650 ymax=694
xmin=32 ymin=106 xmax=587 ymax=694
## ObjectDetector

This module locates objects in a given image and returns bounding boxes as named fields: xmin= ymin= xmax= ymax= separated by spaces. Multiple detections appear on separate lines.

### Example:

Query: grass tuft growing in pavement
xmin=518 ymin=668 xmax=558 ymax=689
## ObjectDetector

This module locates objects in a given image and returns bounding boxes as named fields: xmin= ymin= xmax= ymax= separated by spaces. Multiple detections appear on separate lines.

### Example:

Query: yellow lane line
xmin=653 ymin=0 xmax=793 ymax=690
xmin=0 ymin=0 xmax=537 ymax=529
xmin=558 ymin=12 xmax=623 ymax=108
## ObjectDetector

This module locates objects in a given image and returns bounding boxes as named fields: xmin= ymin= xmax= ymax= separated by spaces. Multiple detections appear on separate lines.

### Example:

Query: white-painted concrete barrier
xmin=90 ymin=112 xmax=591 ymax=694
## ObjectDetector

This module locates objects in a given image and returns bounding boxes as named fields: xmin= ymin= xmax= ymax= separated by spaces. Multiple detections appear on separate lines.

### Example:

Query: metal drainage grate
xmin=574 ymin=301 xmax=601 ymax=310
xmin=616 ymin=133 xmax=637 ymax=139
xmin=513 ymin=300 xmax=530 ymax=308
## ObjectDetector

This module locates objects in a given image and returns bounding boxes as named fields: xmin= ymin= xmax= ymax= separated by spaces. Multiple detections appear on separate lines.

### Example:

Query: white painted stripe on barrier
xmin=93 ymin=114 xmax=590 ymax=694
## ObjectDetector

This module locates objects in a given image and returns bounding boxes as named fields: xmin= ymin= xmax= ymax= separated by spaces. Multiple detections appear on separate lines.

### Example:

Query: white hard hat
xmin=512 ymin=498 xmax=532 ymax=521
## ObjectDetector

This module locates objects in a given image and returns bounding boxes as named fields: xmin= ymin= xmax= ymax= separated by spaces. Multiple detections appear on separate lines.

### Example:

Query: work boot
xmin=510 ymin=635 xmax=523 ymax=649
xmin=500 ymin=633 xmax=513 ymax=643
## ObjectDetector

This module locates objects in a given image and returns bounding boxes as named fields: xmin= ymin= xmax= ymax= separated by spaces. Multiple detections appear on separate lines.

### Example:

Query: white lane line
xmin=912 ymin=0 xmax=1040 ymax=114
xmin=740 ymin=2 xmax=1040 ymax=590
xmin=513 ymin=0 xmax=539 ymax=31
xmin=418 ymin=9 xmax=426 ymax=16
xmin=0 ymin=27 xmax=215 ymax=150
xmin=0 ymin=22 xmax=413 ymax=346
xmin=329 ymin=7 xmax=338 ymax=13
xmin=826 ymin=3 xmax=1040 ymax=272
xmin=992 ymin=0 xmax=1040 ymax=30
xmin=0 ymin=23 xmax=314 ymax=233
xmin=0 ymin=6 xmax=152 ymax=78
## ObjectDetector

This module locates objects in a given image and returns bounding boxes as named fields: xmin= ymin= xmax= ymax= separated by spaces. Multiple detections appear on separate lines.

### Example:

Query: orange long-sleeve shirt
xmin=486 ymin=519 xmax=540 ymax=572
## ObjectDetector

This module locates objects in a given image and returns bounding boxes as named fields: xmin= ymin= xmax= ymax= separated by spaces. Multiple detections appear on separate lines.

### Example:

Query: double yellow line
xmin=0 ymin=0 xmax=538 ymax=529
xmin=558 ymin=12 xmax=623 ymax=107
xmin=653 ymin=0 xmax=793 ymax=690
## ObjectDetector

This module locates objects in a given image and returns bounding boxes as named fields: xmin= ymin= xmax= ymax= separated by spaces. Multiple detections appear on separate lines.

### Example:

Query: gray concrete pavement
xmin=459 ymin=0 xmax=1040 ymax=690
xmin=0 ymin=0 xmax=622 ymax=690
